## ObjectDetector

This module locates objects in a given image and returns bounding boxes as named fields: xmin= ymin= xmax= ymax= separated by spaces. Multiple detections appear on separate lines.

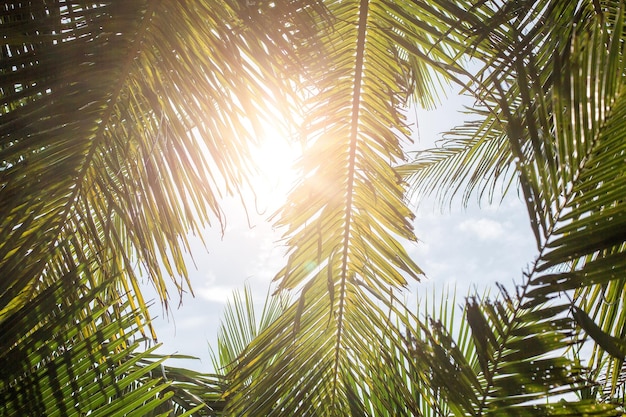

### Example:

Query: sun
xmin=248 ymin=120 xmax=302 ymax=212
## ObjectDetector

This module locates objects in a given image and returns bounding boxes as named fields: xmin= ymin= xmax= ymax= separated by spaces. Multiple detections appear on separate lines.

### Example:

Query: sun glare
xmin=249 ymin=120 xmax=301 ymax=212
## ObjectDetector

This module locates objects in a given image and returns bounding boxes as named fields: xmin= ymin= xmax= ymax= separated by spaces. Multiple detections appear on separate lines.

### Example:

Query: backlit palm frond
xmin=492 ymin=3 xmax=623 ymax=250
xmin=351 ymin=281 xmax=614 ymax=416
xmin=518 ymin=2 xmax=626 ymax=402
xmin=210 ymin=283 xmax=290 ymax=377
xmin=408 ymin=0 xmax=626 ymax=410
xmin=395 ymin=3 xmax=626 ymax=412
xmin=0 ymin=0 xmax=312 ymax=334
xmin=401 ymin=1 xmax=598 ymax=212
xmin=349 ymin=278 xmax=621 ymax=415
xmin=223 ymin=1 xmax=478 ymax=415
xmin=0 ymin=268 xmax=208 ymax=416
xmin=442 ymin=0 xmax=626 ymax=402
xmin=167 ymin=284 xmax=291 ymax=414
xmin=348 ymin=287 xmax=473 ymax=417
xmin=399 ymin=109 xmax=515 ymax=208
xmin=137 ymin=358 xmax=229 ymax=416
xmin=412 ymin=282 xmax=622 ymax=416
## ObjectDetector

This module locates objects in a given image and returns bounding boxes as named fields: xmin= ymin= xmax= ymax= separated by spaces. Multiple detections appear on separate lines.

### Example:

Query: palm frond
xmin=0 ymin=269 xmax=197 ymax=416
xmin=399 ymin=109 xmax=515 ymax=208
xmin=137 ymin=358 xmax=229 ymax=416
xmin=524 ymin=2 xmax=626 ymax=400
xmin=407 ymin=0 xmax=626 ymax=411
xmin=345 ymin=286 xmax=473 ymax=417
xmin=0 ymin=0 xmax=314 ymax=336
xmin=409 ymin=282 xmax=621 ymax=416
xmin=220 ymin=1 xmax=487 ymax=414
xmin=395 ymin=2 xmax=626 ymax=413
xmin=210 ymin=283 xmax=290 ymax=377
xmin=401 ymin=1 xmax=600 ymax=211
xmin=449 ymin=0 xmax=626 ymax=401
xmin=0 ymin=2 xmax=324 ymax=415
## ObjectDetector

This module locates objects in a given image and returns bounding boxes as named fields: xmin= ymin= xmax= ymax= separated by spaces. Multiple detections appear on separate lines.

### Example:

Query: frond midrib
xmin=331 ymin=0 xmax=370 ymax=401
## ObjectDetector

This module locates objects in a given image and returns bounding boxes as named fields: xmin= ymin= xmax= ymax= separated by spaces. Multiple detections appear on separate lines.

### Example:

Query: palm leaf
xmin=348 ymin=286 xmax=474 ymax=416
xmin=0 ymin=270 xmax=191 ymax=416
xmin=0 ymin=2 xmax=322 ymax=415
xmin=526 ymin=3 xmax=626 ymax=400
xmin=210 ymin=283 xmax=290 ymax=376
xmin=410 ymin=282 xmax=621 ymax=416
xmin=400 ymin=0 xmax=626 ymax=412
xmin=221 ymin=1 xmax=486 ymax=414
xmin=136 ymin=358 xmax=229 ymax=416
xmin=401 ymin=1 xmax=599 ymax=212
xmin=0 ymin=0 xmax=313 ymax=336
xmin=399 ymin=107 xmax=516 ymax=208
xmin=461 ymin=0 xmax=626 ymax=401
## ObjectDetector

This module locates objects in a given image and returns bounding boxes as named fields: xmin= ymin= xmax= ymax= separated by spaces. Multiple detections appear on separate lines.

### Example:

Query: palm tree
xmin=396 ymin=0 xmax=626 ymax=415
xmin=222 ymin=0 xmax=469 ymax=413
xmin=3 ymin=0 xmax=626 ymax=416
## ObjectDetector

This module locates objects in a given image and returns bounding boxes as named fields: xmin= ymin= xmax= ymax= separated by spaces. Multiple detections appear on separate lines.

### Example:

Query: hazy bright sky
xmin=145 ymin=90 xmax=537 ymax=374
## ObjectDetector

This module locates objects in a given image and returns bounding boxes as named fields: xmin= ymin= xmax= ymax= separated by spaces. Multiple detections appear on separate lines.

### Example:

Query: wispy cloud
xmin=197 ymin=284 xmax=239 ymax=303
xmin=459 ymin=218 xmax=504 ymax=240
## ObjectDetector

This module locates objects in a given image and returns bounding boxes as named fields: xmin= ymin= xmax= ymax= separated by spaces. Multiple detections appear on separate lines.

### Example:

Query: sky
xmin=144 ymin=90 xmax=537 ymax=374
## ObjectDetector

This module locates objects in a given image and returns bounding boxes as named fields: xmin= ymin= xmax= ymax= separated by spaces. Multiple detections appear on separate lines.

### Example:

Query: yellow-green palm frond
xmin=404 ymin=0 xmax=626 ymax=409
xmin=345 ymin=286 xmax=472 ymax=416
xmin=0 ymin=0 xmax=315 ymax=334
xmin=0 ymin=269 xmax=208 ymax=416
xmin=401 ymin=1 xmax=602 ymax=210
xmin=222 ymin=1 xmax=477 ymax=414
xmin=210 ymin=283 xmax=290 ymax=376
xmin=519 ymin=3 xmax=626 ymax=401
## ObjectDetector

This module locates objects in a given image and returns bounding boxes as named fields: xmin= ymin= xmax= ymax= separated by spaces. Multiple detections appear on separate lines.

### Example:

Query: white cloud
xmin=196 ymin=285 xmax=236 ymax=303
xmin=174 ymin=315 xmax=210 ymax=331
xmin=458 ymin=218 xmax=504 ymax=241
xmin=249 ymin=235 xmax=288 ymax=283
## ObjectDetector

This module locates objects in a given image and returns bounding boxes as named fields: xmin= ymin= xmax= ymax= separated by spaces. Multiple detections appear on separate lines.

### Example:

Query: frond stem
xmin=332 ymin=0 xmax=370 ymax=401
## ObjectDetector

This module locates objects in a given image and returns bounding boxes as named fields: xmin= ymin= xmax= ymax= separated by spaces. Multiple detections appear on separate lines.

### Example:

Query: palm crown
xmin=2 ymin=0 xmax=626 ymax=416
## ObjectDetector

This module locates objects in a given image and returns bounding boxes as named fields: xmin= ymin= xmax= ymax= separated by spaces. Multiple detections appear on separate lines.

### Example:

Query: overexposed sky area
xmin=145 ymin=90 xmax=537 ymax=374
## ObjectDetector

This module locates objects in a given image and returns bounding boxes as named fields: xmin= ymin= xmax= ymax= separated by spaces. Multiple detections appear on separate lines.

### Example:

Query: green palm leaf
xmin=0 ymin=271 xmax=198 ymax=416
xmin=0 ymin=0 xmax=309 ymax=334
xmin=1 ymin=2 xmax=321 ymax=415
xmin=223 ymin=1 xmax=481 ymax=415
xmin=400 ymin=0 xmax=626 ymax=412
xmin=211 ymin=283 xmax=290 ymax=376
xmin=521 ymin=3 xmax=626 ymax=401
xmin=401 ymin=1 xmax=599 ymax=212
xmin=136 ymin=358 xmax=228 ymax=416
xmin=349 ymin=287 xmax=472 ymax=416
xmin=408 ymin=283 xmax=621 ymax=416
